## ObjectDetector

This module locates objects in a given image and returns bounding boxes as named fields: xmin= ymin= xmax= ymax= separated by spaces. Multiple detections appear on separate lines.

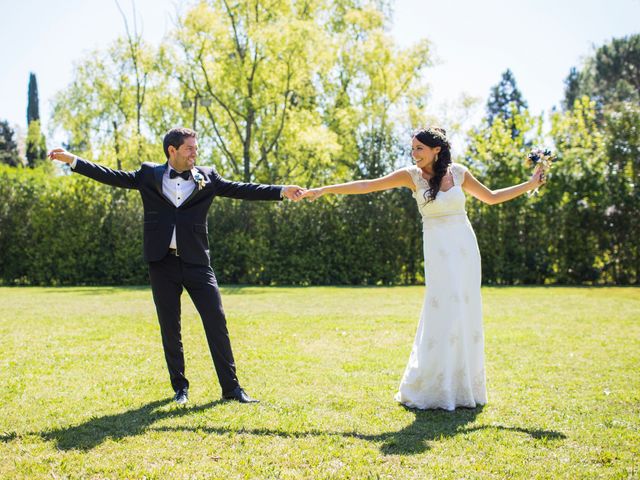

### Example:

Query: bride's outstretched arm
xmin=462 ymin=165 xmax=545 ymax=205
xmin=301 ymin=169 xmax=414 ymax=201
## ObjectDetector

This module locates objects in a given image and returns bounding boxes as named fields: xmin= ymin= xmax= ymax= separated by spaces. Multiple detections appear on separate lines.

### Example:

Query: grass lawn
xmin=0 ymin=285 xmax=638 ymax=479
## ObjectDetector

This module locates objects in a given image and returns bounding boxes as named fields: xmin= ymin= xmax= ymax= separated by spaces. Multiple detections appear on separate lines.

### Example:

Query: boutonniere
xmin=192 ymin=169 xmax=206 ymax=191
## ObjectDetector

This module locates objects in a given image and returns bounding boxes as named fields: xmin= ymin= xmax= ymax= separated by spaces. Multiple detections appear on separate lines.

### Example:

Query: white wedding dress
xmin=395 ymin=163 xmax=487 ymax=410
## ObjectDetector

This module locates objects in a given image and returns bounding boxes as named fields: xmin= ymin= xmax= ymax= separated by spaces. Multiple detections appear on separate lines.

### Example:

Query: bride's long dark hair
xmin=413 ymin=127 xmax=452 ymax=203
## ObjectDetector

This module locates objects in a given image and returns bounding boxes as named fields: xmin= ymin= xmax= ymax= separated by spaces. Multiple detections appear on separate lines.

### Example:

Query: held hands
xmin=282 ymin=186 xmax=325 ymax=202
xmin=282 ymin=185 xmax=307 ymax=201
xmin=299 ymin=188 xmax=325 ymax=202
xmin=48 ymin=148 xmax=75 ymax=164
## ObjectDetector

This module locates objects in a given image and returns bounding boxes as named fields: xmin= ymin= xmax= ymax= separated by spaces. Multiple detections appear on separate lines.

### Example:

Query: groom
xmin=49 ymin=127 xmax=305 ymax=405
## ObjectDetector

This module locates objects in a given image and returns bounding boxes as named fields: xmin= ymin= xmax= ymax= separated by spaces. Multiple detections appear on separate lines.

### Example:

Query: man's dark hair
xmin=163 ymin=127 xmax=197 ymax=159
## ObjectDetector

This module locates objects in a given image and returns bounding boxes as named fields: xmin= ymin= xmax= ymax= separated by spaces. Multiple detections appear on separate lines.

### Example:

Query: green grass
xmin=0 ymin=286 xmax=638 ymax=479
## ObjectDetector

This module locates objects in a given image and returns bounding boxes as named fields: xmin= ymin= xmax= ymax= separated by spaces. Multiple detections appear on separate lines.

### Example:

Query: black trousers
xmin=148 ymin=254 xmax=239 ymax=394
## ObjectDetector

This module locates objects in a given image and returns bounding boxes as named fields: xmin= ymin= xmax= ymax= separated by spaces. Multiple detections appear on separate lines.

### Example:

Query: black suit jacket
xmin=73 ymin=158 xmax=283 ymax=265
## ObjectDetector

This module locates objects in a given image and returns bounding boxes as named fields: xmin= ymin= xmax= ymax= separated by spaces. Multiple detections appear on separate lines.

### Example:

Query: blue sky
xmin=2 ymin=0 xmax=639 ymax=143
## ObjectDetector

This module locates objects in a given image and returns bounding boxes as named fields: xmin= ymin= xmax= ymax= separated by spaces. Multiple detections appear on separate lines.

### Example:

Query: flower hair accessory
xmin=427 ymin=127 xmax=447 ymax=141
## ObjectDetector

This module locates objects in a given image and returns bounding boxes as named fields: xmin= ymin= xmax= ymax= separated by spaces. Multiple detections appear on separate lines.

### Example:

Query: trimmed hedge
xmin=0 ymin=165 xmax=421 ymax=286
xmin=2 ymin=164 xmax=635 ymax=285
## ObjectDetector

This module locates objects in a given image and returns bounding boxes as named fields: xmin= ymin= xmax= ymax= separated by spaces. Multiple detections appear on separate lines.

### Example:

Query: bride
xmin=301 ymin=127 xmax=545 ymax=410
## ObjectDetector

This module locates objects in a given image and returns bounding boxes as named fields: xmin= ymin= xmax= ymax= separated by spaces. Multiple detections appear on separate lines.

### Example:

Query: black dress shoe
xmin=223 ymin=386 xmax=259 ymax=403
xmin=174 ymin=387 xmax=189 ymax=405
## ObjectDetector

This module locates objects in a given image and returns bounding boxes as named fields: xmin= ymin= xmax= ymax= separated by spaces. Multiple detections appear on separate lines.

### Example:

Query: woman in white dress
xmin=302 ymin=127 xmax=545 ymax=410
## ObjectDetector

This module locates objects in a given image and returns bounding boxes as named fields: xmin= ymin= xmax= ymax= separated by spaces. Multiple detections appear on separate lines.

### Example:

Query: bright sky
xmin=2 ymin=0 xmax=639 ymax=144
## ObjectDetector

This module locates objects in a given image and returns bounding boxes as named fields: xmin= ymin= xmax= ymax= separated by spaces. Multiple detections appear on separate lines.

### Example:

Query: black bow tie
xmin=169 ymin=169 xmax=191 ymax=181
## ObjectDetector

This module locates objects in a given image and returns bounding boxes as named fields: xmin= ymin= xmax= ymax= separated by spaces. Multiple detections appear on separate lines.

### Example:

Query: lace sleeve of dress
xmin=404 ymin=165 xmax=422 ymax=187
xmin=451 ymin=163 xmax=469 ymax=186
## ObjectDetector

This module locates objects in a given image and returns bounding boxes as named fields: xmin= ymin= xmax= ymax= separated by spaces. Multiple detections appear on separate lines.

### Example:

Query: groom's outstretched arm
xmin=48 ymin=148 xmax=139 ymax=190
xmin=211 ymin=169 xmax=304 ymax=201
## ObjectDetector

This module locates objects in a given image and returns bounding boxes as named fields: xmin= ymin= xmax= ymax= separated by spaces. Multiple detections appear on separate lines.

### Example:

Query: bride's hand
xmin=529 ymin=164 xmax=546 ymax=189
xmin=300 ymin=187 xmax=325 ymax=201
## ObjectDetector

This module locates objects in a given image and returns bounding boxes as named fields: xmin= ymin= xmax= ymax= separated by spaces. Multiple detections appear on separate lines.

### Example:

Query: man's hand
xmin=48 ymin=148 xmax=75 ymax=165
xmin=282 ymin=185 xmax=306 ymax=202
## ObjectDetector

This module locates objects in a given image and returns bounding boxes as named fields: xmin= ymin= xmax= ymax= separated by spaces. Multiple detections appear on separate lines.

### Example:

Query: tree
xmin=549 ymin=96 xmax=607 ymax=283
xmin=486 ymin=69 xmax=528 ymax=138
xmin=0 ymin=120 xmax=20 ymax=167
xmin=51 ymin=38 xmax=163 ymax=169
xmin=51 ymin=1 xmax=167 ymax=170
xmin=563 ymin=67 xmax=581 ymax=111
xmin=27 ymin=72 xmax=40 ymax=124
xmin=26 ymin=73 xmax=47 ymax=167
xmin=51 ymin=0 xmax=432 ymax=186
xmin=320 ymin=4 xmax=431 ymax=180
xmin=169 ymin=0 xmax=341 ymax=183
xmin=164 ymin=0 xmax=431 ymax=185
xmin=465 ymin=109 xmax=545 ymax=284
xmin=563 ymin=34 xmax=640 ymax=111
xmin=26 ymin=122 xmax=47 ymax=168
xmin=600 ymin=102 xmax=640 ymax=284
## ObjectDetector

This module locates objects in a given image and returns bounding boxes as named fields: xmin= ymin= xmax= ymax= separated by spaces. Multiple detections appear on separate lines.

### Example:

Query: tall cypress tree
xmin=26 ymin=72 xmax=46 ymax=167
xmin=27 ymin=73 xmax=40 ymax=124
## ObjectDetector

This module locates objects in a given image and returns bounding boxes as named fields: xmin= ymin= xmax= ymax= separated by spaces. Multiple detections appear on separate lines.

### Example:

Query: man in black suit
xmin=49 ymin=127 xmax=304 ymax=405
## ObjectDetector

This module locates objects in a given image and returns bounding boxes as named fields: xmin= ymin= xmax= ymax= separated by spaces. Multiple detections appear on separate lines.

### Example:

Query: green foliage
xmin=2 ymin=125 xmax=638 ymax=286
xmin=27 ymin=72 xmax=40 ymax=124
xmin=51 ymin=0 xmax=430 ymax=187
xmin=318 ymin=4 xmax=431 ymax=179
xmin=168 ymin=0 xmax=341 ymax=183
xmin=0 ymin=120 xmax=20 ymax=167
xmin=462 ymin=95 xmax=638 ymax=285
xmin=563 ymin=66 xmax=582 ymax=111
xmin=563 ymin=34 xmax=640 ymax=111
xmin=486 ymin=69 xmax=528 ymax=137
xmin=18 ymin=8 xmax=639 ymax=287
xmin=0 ymin=165 xmax=146 ymax=285
xmin=51 ymin=37 xmax=165 ymax=169
xmin=465 ymin=110 xmax=547 ymax=284
xmin=600 ymin=101 xmax=640 ymax=283
xmin=25 ymin=120 xmax=47 ymax=168
xmin=0 ymin=163 xmax=420 ymax=286
xmin=548 ymin=96 xmax=608 ymax=283
xmin=26 ymin=73 xmax=47 ymax=168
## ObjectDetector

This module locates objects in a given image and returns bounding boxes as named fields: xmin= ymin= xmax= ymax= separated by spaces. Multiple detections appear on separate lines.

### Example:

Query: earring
xmin=435 ymin=153 xmax=439 ymax=163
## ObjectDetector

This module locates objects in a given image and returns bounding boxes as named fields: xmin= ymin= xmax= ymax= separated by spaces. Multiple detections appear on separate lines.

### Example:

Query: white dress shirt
xmin=163 ymin=167 xmax=196 ymax=249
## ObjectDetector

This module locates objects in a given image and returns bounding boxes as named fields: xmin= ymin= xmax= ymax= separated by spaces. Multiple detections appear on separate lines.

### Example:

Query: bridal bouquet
xmin=526 ymin=148 xmax=556 ymax=196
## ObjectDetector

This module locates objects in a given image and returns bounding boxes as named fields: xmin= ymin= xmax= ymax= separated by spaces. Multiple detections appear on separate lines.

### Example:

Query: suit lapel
xmin=153 ymin=163 xmax=171 ymax=202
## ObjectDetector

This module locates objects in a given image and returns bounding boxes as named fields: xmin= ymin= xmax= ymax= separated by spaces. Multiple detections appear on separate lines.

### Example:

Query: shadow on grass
xmin=153 ymin=404 xmax=566 ymax=456
xmin=10 ymin=398 xmax=223 ymax=451
xmin=370 ymin=406 xmax=566 ymax=455
xmin=40 ymin=286 xmax=149 ymax=296
xmin=2 ymin=402 xmax=565 ymax=455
